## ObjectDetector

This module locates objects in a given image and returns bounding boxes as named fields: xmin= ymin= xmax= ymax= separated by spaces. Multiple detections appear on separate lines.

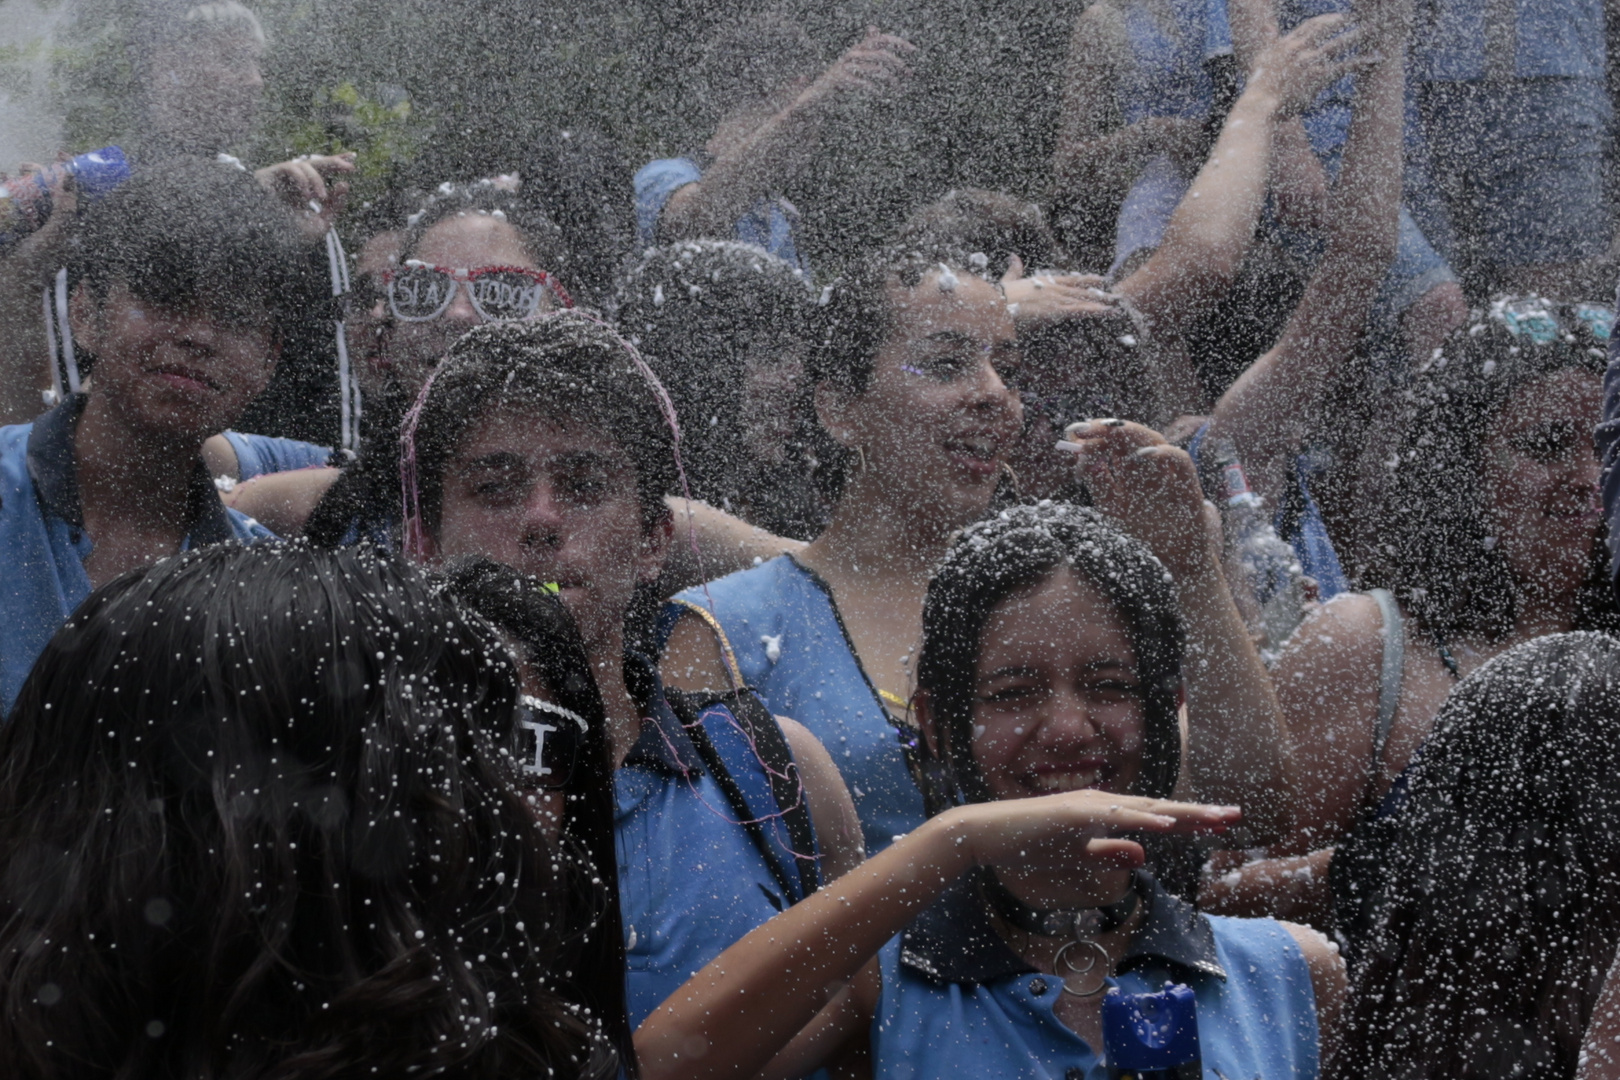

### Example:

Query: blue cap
xmin=64 ymin=146 xmax=131 ymax=200
xmin=1102 ymin=983 xmax=1200 ymax=1071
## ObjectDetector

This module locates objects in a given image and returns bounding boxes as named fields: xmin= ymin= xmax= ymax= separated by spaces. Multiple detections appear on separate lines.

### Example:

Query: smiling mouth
xmin=1025 ymin=767 xmax=1108 ymax=794
xmin=943 ymin=435 xmax=1001 ymax=466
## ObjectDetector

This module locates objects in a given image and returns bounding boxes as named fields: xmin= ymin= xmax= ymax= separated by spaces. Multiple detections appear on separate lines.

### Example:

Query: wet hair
xmin=895 ymin=189 xmax=1069 ymax=281
xmin=434 ymin=555 xmax=634 ymax=1079
xmin=0 ymin=544 xmax=614 ymax=1080
xmin=398 ymin=179 xmax=576 ymax=299
xmin=1333 ymin=632 xmax=1620 ymax=1080
xmin=69 ymin=156 xmax=313 ymax=341
xmin=804 ymin=240 xmax=989 ymax=501
xmin=1356 ymin=297 xmax=1616 ymax=641
xmin=406 ymin=311 xmax=678 ymax=537
xmin=915 ymin=501 xmax=1184 ymax=812
xmin=614 ymin=240 xmax=813 ymax=507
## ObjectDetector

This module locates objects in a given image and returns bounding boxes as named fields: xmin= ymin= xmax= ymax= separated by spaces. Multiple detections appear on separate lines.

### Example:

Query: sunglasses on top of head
xmin=384 ymin=260 xmax=575 ymax=323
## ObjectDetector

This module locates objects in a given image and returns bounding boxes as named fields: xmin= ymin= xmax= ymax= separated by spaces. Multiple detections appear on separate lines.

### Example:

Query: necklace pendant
xmin=1052 ymin=938 xmax=1111 ymax=997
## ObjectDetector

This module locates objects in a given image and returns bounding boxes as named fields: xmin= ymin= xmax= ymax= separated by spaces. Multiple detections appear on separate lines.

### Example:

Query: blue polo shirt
xmin=0 ymin=395 xmax=276 ymax=713
xmin=616 ymin=655 xmax=809 ymax=1025
xmin=874 ymin=872 xmax=1319 ymax=1080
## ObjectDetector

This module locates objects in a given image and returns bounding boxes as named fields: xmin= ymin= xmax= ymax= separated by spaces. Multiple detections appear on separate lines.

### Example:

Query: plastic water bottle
xmin=0 ymin=147 xmax=131 ymax=251
xmin=1199 ymin=435 xmax=1307 ymax=659
xmin=1103 ymin=983 xmax=1201 ymax=1080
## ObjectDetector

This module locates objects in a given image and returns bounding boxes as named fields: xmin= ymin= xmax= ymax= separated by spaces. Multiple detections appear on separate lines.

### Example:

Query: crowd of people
xmin=0 ymin=0 xmax=1616 ymax=1075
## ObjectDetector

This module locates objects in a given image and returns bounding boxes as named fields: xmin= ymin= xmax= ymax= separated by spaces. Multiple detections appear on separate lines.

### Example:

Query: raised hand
xmin=999 ymin=254 xmax=1127 ymax=329
xmin=1062 ymin=418 xmax=1215 ymax=579
xmin=1247 ymin=13 xmax=1373 ymax=117
xmin=254 ymin=152 xmax=356 ymax=236
xmin=939 ymin=789 xmax=1240 ymax=874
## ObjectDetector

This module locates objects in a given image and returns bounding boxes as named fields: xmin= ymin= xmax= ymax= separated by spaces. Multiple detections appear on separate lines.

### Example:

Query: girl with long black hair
xmin=0 ymin=544 xmax=620 ymax=1080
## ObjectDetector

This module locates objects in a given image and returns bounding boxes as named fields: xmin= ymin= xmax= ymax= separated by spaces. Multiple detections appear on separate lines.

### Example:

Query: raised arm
xmin=0 ymin=166 xmax=73 ymax=426
xmin=1208 ymin=0 xmax=1407 ymax=505
xmin=1063 ymin=418 xmax=1294 ymax=844
xmin=634 ymin=790 xmax=1239 ymax=1080
xmin=659 ymin=29 xmax=913 ymax=242
xmin=657 ymin=497 xmax=805 ymax=599
xmin=1115 ymin=13 xmax=1368 ymax=339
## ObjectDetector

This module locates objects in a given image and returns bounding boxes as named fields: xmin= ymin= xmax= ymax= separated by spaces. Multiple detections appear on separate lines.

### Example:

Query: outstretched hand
xmin=1247 ymin=13 xmax=1374 ymax=117
xmin=939 ymin=789 xmax=1240 ymax=874
xmin=254 ymin=152 xmax=356 ymax=237
xmin=1062 ymin=418 xmax=1215 ymax=579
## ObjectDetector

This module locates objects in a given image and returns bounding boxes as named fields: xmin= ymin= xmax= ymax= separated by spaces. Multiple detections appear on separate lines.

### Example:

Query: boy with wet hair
xmin=402 ymin=312 xmax=864 ymax=1030
xmin=0 ymin=156 xmax=308 ymax=711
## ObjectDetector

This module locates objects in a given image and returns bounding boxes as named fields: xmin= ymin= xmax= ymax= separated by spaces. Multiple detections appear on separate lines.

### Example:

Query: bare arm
xmin=1197 ymin=593 xmax=1385 ymax=924
xmin=778 ymin=717 xmax=866 ymax=882
xmin=1578 ymin=947 xmax=1620 ymax=1080
xmin=1283 ymin=920 xmax=1347 ymax=1069
xmin=1227 ymin=0 xmax=1331 ymax=231
xmin=1116 ymin=14 xmax=1368 ymax=339
xmin=219 ymin=466 xmax=342 ymax=538
xmin=1210 ymin=0 xmax=1406 ymax=506
xmin=0 ymin=168 xmax=74 ymax=426
xmin=1064 ymin=419 xmax=1295 ymax=844
xmin=660 ymin=29 xmax=913 ymax=242
xmin=635 ymin=792 xmax=1239 ymax=1080
xmin=658 ymin=497 xmax=805 ymax=599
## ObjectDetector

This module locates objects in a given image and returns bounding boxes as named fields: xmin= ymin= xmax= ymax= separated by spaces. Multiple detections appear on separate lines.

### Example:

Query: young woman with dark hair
xmin=1332 ymin=632 xmax=1620 ymax=1079
xmin=663 ymin=245 xmax=1293 ymax=856
xmin=0 ymin=543 xmax=617 ymax=1080
xmin=226 ymin=177 xmax=579 ymax=543
xmin=1203 ymin=298 xmax=1618 ymax=928
xmin=628 ymin=502 xmax=1339 ymax=1080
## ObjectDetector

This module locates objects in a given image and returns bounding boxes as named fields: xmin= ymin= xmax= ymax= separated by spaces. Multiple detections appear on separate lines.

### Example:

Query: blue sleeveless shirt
xmin=616 ymin=657 xmax=808 ymax=1025
xmin=670 ymin=556 xmax=927 ymax=855
xmin=873 ymin=874 xmax=1319 ymax=1080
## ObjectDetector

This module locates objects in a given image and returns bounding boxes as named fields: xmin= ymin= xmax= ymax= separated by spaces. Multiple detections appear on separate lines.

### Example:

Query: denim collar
xmin=899 ymin=870 xmax=1226 ymax=985
xmin=26 ymin=393 xmax=235 ymax=545
xmin=620 ymin=651 xmax=705 ymax=779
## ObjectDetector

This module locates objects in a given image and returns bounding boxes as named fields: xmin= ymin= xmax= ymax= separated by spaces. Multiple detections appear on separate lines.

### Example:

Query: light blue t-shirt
xmin=0 ymin=396 xmax=276 ymax=713
xmin=873 ymin=874 xmax=1319 ymax=1080
xmin=670 ymin=556 xmax=927 ymax=855
xmin=634 ymin=157 xmax=810 ymax=273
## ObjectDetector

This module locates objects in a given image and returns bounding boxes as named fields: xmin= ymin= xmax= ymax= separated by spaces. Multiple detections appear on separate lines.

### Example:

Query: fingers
xmin=1284 ymin=11 xmax=1349 ymax=44
xmin=307 ymin=152 xmax=358 ymax=176
xmin=1000 ymin=253 xmax=1027 ymax=283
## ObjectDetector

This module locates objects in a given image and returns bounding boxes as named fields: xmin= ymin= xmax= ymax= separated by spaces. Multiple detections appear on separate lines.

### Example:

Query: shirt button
xmin=1029 ymin=977 xmax=1048 ymax=996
